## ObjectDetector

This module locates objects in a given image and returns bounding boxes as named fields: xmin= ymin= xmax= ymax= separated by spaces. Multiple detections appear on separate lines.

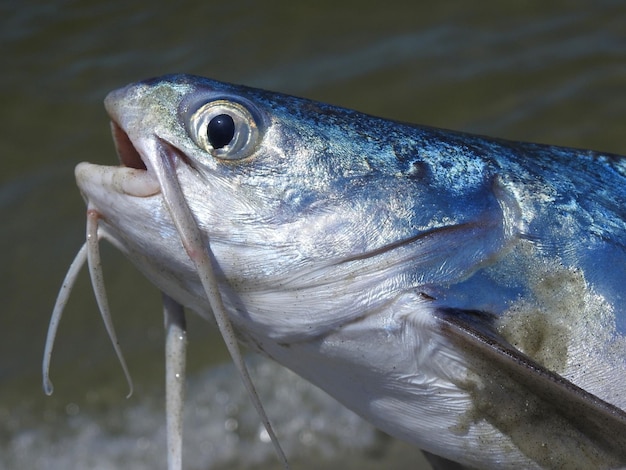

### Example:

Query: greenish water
xmin=1 ymin=1 xmax=624 ymax=469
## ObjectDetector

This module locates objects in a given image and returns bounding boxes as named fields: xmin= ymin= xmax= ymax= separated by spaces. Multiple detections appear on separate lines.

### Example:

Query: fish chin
xmin=74 ymin=162 xmax=204 ymax=317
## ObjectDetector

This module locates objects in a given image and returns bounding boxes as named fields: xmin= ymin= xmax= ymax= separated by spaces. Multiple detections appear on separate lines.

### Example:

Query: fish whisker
xmin=43 ymin=205 xmax=134 ymax=399
xmin=85 ymin=204 xmax=134 ymax=398
xmin=154 ymin=139 xmax=290 ymax=470
xmin=42 ymin=242 xmax=88 ymax=395
xmin=163 ymin=293 xmax=187 ymax=470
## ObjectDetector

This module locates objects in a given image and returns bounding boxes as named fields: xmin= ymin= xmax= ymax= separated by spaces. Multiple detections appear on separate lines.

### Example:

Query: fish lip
xmin=75 ymin=161 xmax=161 ymax=198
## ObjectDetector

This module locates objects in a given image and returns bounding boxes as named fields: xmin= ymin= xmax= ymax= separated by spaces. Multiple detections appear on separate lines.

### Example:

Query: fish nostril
xmin=110 ymin=121 xmax=147 ymax=170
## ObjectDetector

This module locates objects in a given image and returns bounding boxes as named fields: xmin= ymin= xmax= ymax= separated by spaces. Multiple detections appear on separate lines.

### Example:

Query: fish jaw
xmin=75 ymin=159 xmax=206 ymax=312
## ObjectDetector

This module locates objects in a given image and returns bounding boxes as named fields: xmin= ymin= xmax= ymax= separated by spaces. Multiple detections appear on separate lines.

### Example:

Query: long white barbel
xmin=153 ymin=140 xmax=290 ymax=469
xmin=163 ymin=293 xmax=187 ymax=470
xmin=42 ymin=206 xmax=134 ymax=398
xmin=42 ymin=243 xmax=88 ymax=395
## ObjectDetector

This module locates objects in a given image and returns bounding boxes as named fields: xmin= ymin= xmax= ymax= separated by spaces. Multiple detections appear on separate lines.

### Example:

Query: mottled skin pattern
xmin=77 ymin=75 xmax=626 ymax=469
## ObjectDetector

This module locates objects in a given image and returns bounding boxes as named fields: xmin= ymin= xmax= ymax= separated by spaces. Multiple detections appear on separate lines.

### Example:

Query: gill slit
xmin=155 ymin=140 xmax=289 ymax=470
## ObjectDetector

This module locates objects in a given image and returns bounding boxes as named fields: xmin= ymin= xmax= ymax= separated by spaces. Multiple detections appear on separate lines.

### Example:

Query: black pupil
xmin=207 ymin=114 xmax=235 ymax=149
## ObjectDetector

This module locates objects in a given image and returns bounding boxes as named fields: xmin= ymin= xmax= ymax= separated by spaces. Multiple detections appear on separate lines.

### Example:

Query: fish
xmin=43 ymin=74 xmax=626 ymax=470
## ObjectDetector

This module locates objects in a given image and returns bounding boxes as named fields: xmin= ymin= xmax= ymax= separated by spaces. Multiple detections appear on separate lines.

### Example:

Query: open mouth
xmin=111 ymin=121 xmax=147 ymax=171
xmin=75 ymin=121 xmax=162 ymax=198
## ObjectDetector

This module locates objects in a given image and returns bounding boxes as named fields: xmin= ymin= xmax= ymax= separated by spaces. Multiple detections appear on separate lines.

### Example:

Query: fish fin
xmin=434 ymin=307 xmax=626 ymax=468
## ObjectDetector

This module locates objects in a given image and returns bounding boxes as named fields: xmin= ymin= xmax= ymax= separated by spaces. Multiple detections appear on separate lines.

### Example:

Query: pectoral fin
xmin=435 ymin=307 xmax=626 ymax=469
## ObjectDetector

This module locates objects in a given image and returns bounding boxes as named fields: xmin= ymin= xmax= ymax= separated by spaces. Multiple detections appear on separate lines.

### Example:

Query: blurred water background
xmin=1 ymin=1 xmax=625 ymax=469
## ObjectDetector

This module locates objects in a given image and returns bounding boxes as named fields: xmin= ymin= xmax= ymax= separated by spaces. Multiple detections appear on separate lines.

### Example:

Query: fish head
xmin=77 ymin=74 xmax=507 ymax=340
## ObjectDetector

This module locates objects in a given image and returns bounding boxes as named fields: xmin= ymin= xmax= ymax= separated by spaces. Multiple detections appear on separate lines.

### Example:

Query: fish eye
xmin=207 ymin=114 xmax=235 ymax=149
xmin=188 ymin=100 xmax=259 ymax=160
